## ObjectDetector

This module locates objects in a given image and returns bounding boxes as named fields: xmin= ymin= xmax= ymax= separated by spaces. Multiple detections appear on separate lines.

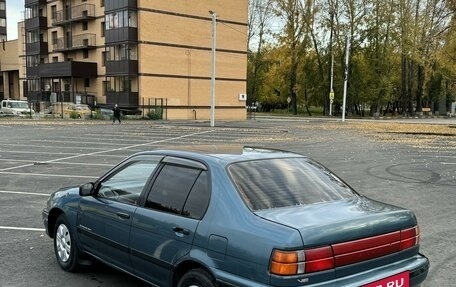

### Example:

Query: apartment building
xmin=24 ymin=0 xmax=248 ymax=120
xmin=0 ymin=0 xmax=6 ymax=42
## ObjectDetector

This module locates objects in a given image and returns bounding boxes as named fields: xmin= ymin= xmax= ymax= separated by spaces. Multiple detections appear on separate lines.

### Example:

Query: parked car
xmin=65 ymin=104 xmax=92 ymax=119
xmin=42 ymin=146 xmax=429 ymax=287
xmin=0 ymin=99 xmax=35 ymax=116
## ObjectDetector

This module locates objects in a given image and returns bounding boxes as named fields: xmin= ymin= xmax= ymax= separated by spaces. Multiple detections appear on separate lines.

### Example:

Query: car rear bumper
xmin=42 ymin=208 xmax=50 ymax=237
xmin=215 ymin=254 xmax=429 ymax=287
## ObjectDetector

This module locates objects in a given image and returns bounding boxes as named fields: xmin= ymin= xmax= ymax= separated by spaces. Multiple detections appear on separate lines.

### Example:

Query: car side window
xmin=182 ymin=170 xmax=210 ymax=219
xmin=97 ymin=160 xmax=159 ymax=205
xmin=146 ymin=164 xmax=210 ymax=219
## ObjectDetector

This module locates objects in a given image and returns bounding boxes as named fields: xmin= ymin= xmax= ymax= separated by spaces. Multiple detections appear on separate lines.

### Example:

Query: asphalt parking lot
xmin=0 ymin=117 xmax=455 ymax=287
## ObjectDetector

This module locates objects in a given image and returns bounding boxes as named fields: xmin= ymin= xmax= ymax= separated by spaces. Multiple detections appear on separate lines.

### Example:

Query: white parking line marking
xmin=0 ymin=130 xmax=215 ymax=172
xmin=0 ymin=226 xmax=45 ymax=232
xmin=0 ymin=158 xmax=114 ymax=167
xmin=0 ymin=171 xmax=98 ymax=179
xmin=441 ymin=162 xmax=456 ymax=165
xmin=31 ymin=139 xmax=130 ymax=146
xmin=0 ymin=190 xmax=49 ymax=196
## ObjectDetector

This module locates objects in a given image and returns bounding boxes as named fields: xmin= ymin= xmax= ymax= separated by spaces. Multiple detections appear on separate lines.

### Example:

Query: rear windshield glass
xmin=228 ymin=157 xmax=356 ymax=211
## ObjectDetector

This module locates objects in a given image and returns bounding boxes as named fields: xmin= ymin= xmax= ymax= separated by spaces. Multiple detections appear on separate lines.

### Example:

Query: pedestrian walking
xmin=112 ymin=104 xmax=121 ymax=124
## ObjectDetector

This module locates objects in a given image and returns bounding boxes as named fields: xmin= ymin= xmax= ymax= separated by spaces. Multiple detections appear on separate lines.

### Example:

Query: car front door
xmin=77 ymin=155 xmax=162 ymax=272
xmin=130 ymin=157 xmax=211 ymax=286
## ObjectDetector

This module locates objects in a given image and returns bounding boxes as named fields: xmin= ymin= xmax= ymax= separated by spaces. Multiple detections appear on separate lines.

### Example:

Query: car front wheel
xmin=177 ymin=269 xmax=216 ymax=287
xmin=54 ymin=215 xmax=80 ymax=271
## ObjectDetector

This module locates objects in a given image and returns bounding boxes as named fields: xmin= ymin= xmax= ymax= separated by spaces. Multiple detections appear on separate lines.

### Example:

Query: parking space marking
xmin=30 ymin=139 xmax=134 ymax=146
xmin=0 ymin=226 xmax=45 ymax=232
xmin=0 ymin=159 xmax=113 ymax=167
xmin=0 ymin=171 xmax=98 ymax=179
xmin=0 ymin=190 xmax=50 ymax=196
xmin=0 ymin=130 xmax=215 ymax=173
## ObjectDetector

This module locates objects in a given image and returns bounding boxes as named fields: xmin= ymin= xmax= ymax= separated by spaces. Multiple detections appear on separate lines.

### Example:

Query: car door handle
xmin=116 ymin=212 xmax=130 ymax=219
xmin=172 ymin=226 xmax=190 ymax=236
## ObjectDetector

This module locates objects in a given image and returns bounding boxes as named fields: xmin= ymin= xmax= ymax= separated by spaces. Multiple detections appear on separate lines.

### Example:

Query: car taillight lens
xmin=400 ymin=226 xmax=420 ymax=250
xmin=270 ymin=247 xmax=334 ymax=275
xmin=270 ymin=226 xmax=420 ymax=276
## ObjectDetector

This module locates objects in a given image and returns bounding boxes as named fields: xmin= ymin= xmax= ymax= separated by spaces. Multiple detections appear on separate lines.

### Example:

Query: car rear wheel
xmin=177 ymin=268 xmax=216 ymax=287
xmin=54 ymin=215 xmax=80 ymax=271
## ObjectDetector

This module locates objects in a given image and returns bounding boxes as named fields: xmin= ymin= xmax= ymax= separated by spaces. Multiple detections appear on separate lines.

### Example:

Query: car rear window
xmin=228 ymin=157 xmax=356 ymax=211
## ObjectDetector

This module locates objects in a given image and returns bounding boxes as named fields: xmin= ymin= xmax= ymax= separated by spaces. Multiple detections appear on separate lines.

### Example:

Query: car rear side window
xmin=146 ymin=164 xmax=209 ymax=219
xmin=228 ymin=157 xmax=356 ymax=211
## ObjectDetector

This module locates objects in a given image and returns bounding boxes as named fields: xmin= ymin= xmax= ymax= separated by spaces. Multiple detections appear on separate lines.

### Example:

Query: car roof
xmin=142 ymin=145 xmax=305 ymax=164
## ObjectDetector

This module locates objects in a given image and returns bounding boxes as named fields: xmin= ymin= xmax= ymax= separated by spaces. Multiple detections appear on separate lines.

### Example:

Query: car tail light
xmin=270 ymin=247 xmax=334 ymax=275
xmin=400 ymin=226 xmax=420 ymax=250
xmin=269 ymin=226 xmax=420 ymax=276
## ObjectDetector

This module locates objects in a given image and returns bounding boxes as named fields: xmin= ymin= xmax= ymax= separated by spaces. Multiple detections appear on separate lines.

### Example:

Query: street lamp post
xmin=342 ymin=35 xmax=350 ymax=122
xmin=209 ymin=11 xmax=217 ymax=127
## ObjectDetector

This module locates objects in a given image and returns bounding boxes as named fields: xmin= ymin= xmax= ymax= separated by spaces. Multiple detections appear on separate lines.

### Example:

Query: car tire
xmin=177 ymin=268 xmax=216 ymax=287
xmin=54 ymin=215 xmax=80 ymax=272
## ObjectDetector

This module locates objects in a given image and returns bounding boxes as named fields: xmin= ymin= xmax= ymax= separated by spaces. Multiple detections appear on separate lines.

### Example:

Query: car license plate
xmin=362 ymin=271 xmax=409 ymax=287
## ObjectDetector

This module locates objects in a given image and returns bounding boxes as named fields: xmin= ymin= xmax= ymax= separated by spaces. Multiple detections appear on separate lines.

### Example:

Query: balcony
xmin=106 ymin=60 xmax=138 ymax=76
xmin=25 ymin=16 xmax=47 ymax=31
xmin=26 ymin=41 xmax=48 ymax=55
xmin=106 ymin=91 xmax=139 ymax=107
xmin=52 ymin=3 xmax=95 ymax=26
xmin=25 ymin=0 xmax=46 ymax=7
xmin=39 ymin=61 xmax=97 ymax=78
xmin=53 ymin=33 xmax=96 ymax=52
xmin=26 ymin=66 xmax=39 ymax=78
xmin=105 ymin=0 xmax=137 ymax=12
xmin=105 ymin=27 xmax=138 ymax=44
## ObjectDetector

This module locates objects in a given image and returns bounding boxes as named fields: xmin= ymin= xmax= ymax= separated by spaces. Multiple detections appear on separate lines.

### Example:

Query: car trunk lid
xmin=255 ymin=196 xmax=417 ymax=247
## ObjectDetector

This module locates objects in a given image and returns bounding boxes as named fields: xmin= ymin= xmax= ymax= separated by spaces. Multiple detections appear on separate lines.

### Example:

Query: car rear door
xmin=130 ymin=156 xmax=211 ymax=286
xmin=77 ymin=156 xmax=162 ymax=272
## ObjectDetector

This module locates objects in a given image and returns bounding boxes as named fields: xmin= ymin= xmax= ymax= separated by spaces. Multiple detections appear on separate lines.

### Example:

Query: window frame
xmin=94 ymin=155 xmax=163 ymax=206
xmin=143 ymin=157 xmax=211 ymax=220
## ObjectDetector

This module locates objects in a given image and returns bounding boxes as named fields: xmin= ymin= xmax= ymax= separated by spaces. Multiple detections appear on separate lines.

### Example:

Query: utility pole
xmin=209 ymin=11 xmax=217 ymax=127
xmin=342 ymin=35 xmax=350 ymax=122
xmin=329 ymin=7 xmax=334 ymax=116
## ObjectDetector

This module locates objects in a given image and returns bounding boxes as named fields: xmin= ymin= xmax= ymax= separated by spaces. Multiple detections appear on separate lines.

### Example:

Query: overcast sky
xmin=7 ymin=0 xmax=25 ymax=40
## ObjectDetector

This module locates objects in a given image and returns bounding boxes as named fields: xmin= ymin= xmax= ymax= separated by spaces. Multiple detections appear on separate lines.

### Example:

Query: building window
xmin=85 ymin=78 xmax=90 ymax=87
xmin=82 ymin=22 xmax=88 ymax=31
xmin=102 ymin=51 xmax=106 ymax=66
xmin=106 ymin=76 xmax=137 ymax=92
xmin=100 ymin=0 xmax=104 ymax=7
xmin=106 ymin=10 xmax=137 ymax=30
xmin=51 ymin=5 xmax=57 ymax=19
xmin=26 ymin=55 xmax=40 ymax=67
xmin=101 ymin=22 xmax=105 ymax=37
xmin=52 ymin=31 xmax=57 ymax=45
xmin=26 ymin=30 xmax=40 ymax=43
xmin=106 ymin=44 xmax=137 ymax=61
xmin=0 ymin=18 xmax=5 ymax=27
xmin=52 ymin=56 xmax=58 ymax=63
xmin=83 ymin=50 xmax=89 ymax=59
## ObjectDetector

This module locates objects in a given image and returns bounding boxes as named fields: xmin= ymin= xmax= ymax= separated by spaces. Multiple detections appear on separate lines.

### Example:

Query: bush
xmin=91 ymin=109 xmax=104 ymax=120
xmin=147 ymin=108 xmax=162 ymax=120
xmin=69 ymin=111 xmax=80 ymax=119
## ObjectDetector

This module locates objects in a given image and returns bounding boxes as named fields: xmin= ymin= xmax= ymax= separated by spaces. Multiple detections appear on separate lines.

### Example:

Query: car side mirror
xmin=79 ymin=182 xmax=95 ymax=196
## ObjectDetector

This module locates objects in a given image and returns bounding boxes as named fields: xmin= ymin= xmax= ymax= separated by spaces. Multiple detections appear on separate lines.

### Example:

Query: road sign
xmin=329 ymin=90 xmax=335 ymax=100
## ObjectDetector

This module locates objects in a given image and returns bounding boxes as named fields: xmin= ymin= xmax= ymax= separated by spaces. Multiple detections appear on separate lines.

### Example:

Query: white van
xmin=0 ymin=99 xmax=35 ymax=116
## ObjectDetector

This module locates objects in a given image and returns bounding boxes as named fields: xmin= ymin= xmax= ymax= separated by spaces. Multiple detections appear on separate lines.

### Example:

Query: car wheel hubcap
xmin=56 ymin=224 xmax=71 ymax=263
